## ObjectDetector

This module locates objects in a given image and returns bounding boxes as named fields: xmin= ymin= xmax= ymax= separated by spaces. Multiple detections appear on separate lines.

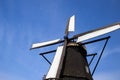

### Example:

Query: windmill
xmin=30 ymin=15 xmax=120 ymax=80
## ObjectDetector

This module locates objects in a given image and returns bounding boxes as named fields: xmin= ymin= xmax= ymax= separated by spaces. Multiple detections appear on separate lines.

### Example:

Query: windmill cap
xmin=67 ymin=42 xmax=86 ymax=50
xmin=67 ymin=42 xmax=79 ymax=46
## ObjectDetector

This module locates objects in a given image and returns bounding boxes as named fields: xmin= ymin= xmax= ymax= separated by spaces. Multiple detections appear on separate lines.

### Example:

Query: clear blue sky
xmin=0 ymin=0 xmax=120 ymax=80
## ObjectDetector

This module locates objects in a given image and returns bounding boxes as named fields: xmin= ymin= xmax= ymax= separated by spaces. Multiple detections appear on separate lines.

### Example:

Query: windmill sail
xmin=68 ymin=15 xmax=75 ymax=32
xmin=31 ymin=39 xmax=62 ymax=49
xmin=45 ymin=46 xmax=63 ymax=79
xmin=65 ymin=15 xmax=75 ymax=35
xmin=76 ymin=23 xmax=120 ymax=42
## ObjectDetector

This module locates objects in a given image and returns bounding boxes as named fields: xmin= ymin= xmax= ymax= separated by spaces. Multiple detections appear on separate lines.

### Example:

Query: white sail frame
xmin=77 ymin=24 xmax=120 ymax=42
xmin=31 ymin=39 xmax=61 ymax=49
xmin=45 ymin=46 xmax=63 ymax=79
xmin=68 ymin=15 xmax=75 ymax=32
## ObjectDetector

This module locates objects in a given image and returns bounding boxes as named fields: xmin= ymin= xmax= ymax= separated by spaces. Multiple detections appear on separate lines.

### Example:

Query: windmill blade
xmin=65 ymin=15 xmax=75 ymax=35
xmin=49 ymin=16 xmax=75 ymax=78
xmin=46 ymin=46 xmax=63 ymax=79
xmin=75 ymin=23 xmax=120 ymax=42
xmin=31 ymin=39 xmax=63 ymax=49
xmin=68 ymin=15 xmax=75 ymax=32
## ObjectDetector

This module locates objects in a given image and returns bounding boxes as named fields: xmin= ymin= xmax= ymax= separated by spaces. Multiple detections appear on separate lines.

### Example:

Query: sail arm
xmin=65 ymin=15 xmax=75 ymax=35
xmin=30 ymin=39 xmax=64 ymax=49
xmin=74 ymin=23 xmax=120 ymax=42
xmin=45 ymin=46 xmax=63 ymax=79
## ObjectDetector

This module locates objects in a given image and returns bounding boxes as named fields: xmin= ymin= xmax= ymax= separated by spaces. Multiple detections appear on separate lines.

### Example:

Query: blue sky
xmin=0 ymin=0 xmax=120 ymax=80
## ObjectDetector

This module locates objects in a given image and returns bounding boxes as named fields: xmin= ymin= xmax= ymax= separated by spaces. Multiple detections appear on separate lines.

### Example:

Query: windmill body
xmin=59 ymin=42 xmax=92 ymax=80
xmin=30 ymin=15 xmax=120 ymax=80
xmin=45 ymin=42 xmax=93 ymax=80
